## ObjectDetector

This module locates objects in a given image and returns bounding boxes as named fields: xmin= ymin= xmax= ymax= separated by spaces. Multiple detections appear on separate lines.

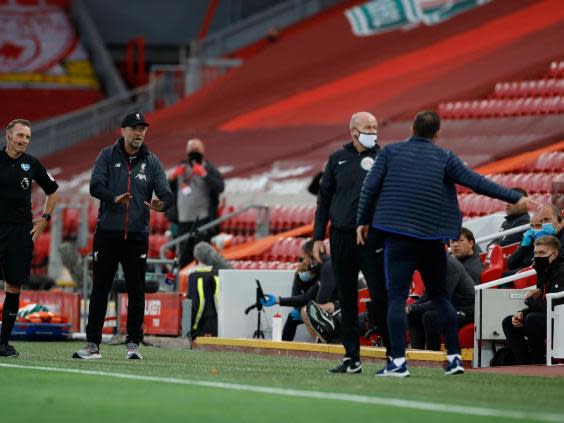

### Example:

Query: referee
xmin=313 ymin=111 xmax=390 ymax=374
xmin=1 ymin=119 xmax=58 ymax=357
xmin=357 ymin=111 xmax=534 ymax=377
xmin=73 ymin=112 xmax=173 ymax=360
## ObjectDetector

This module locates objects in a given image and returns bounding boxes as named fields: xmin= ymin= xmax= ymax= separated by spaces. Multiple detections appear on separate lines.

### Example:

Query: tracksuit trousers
xmin=86 ymin=231 xmax=148 ymax=345
xmin=330 ymin=227 xmax=390 ymax=362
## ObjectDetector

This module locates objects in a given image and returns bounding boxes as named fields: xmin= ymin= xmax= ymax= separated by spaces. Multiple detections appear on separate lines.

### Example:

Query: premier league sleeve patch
xmin=21 ymin=163 xmax=30 ymax=171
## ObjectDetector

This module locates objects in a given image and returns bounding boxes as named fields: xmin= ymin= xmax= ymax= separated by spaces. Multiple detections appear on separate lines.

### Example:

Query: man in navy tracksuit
xmin=357 ymin=111 xmax=533 ymax=377
xmin=73 ymin=112 xmax=173 ymax=360
xmin=313 ymin=111 xmax=390 ymax=374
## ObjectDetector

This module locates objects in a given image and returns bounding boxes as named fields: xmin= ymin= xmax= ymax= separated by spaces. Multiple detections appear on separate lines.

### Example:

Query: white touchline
xmin=0 ymin=363 xmax=561 ymax=423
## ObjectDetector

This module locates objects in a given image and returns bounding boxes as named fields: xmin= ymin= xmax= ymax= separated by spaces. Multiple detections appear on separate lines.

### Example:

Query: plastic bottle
xmin=272 ymin=313 xmax=282 ymax=341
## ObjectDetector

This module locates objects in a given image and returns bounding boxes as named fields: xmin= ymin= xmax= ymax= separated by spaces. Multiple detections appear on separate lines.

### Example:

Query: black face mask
xmin=533 ymin=256 xmax=551 ymax=274
xmin=188 ymin=152 xmax=203 ymax=164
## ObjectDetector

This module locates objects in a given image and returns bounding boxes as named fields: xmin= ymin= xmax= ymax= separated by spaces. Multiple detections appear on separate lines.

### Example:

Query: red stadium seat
xmin=480 ymin=244 xmax=504 ymax=284
xmin=513 ymin=266 xmax=537 ymax=289
xmin=458 ymin=323 xmax=474 ymax=349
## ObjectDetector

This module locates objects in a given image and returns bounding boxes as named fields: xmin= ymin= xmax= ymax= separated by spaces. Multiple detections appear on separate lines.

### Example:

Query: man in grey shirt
xmin=169 ymin=138 xmax=224 ymax=267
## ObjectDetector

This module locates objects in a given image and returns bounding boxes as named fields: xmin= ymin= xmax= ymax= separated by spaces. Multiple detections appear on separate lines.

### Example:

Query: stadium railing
xmin=546 ymin=291 xmax=564 ymax=365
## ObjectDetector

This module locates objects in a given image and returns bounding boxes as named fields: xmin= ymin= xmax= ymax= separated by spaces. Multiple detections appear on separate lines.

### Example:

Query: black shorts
xmin=0 ymin=223 xmax=34 ymax=285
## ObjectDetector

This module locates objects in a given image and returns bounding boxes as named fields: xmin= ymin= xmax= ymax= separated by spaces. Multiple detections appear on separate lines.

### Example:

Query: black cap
xmin=121 ymin=112 xmax=149 ymax=128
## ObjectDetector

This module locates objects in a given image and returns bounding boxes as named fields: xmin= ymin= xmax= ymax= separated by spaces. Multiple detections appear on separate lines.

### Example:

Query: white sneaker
xmin=72 ymin=342 xmax=101 ymax=359
xmin=126 ymin=341 xmax=143 ymax=360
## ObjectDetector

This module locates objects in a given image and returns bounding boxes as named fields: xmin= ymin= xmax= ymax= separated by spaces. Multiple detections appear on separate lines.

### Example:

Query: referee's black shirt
xmin=0 ymin=148 xmax=58 ymax=224
xmin=313 ymin=142 xmax=379 ymax=240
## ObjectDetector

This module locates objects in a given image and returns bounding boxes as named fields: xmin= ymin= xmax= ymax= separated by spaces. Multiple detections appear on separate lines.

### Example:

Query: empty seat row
xmin=523 ymin=151 xmax=564 ymax=173
xmin=231 ymin=260 xmax=297 ymax=270
xmin=438 ymin=96 xmax=564 ymax=119
xmin=493 ymin=79 xmax=564 ymax=99
xmin=487 ymin=172 xmax=558 ymax=194
xmin=220 ymin=206 xmax=315 ymax=235
xmin=549 ymin=60 xmax=564 ymax=78
xmin=458 ymin=193 xmax=552 ymax=217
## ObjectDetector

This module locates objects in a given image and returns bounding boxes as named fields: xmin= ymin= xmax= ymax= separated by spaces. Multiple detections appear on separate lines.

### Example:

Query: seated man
xmin=406 ymin=254 xmax=475 ymax=351
xmin=507 ymin=205 xmax=563 ymax=274
xmin=450 ymin=227 xmax=483 ymax=284
xmin=502 ymin=235 xmax=564 ymax=364
xmin=496 ymin=188 xmax=531 ymax=246
xmin=261 ymin=240 xmax=336 ymax=341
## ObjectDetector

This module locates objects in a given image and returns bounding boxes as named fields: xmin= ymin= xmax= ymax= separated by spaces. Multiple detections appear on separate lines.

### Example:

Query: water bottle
xmin=272 ymin=313 xmax=282 ymax=341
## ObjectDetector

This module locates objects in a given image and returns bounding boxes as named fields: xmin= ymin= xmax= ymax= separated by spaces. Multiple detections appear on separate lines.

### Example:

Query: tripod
xmin=244 ymin=279 xmax=267 ymax=339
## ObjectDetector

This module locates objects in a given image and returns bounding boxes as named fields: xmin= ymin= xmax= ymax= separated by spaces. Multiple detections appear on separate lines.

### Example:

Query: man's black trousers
xmin=384 ymin=233 xmax=460 ymax=358
xmin=502 ymin=312 xmax=546 ymax=364
xmin=86 ymin=232 xmax=148 ymax=345
xmin=329 ymin=227 xmax=389 ymax=362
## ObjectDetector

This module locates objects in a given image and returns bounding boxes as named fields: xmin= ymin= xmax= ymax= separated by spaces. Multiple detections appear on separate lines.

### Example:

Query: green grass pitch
xmin=0 ymin=341 xmax=562 ymax=423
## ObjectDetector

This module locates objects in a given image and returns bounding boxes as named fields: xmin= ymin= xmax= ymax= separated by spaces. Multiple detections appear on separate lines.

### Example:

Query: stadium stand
xmin=0 ymin=0 xmax=104 ymax=124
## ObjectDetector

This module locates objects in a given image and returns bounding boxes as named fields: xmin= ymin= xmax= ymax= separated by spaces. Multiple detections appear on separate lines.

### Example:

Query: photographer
xmin=169 ymin=138 xmax=224 ymax=268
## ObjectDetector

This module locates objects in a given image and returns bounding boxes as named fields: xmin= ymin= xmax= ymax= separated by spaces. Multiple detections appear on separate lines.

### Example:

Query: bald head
xmin=350 ymin=112 xmax=378 ymax=152
xmin=350 ymin=112 xmax=377 ymax=131
xmin=186 ymin=138 xmax=205 ymax=155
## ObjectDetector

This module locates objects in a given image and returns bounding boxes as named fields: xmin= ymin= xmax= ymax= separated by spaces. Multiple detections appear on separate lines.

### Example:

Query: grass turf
xmin=0 ymin=341 xmax=562 ymax=423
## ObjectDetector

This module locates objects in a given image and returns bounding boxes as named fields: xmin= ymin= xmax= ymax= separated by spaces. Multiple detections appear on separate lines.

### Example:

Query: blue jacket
xmin=356 ymin=136 xmax=522 ymax=241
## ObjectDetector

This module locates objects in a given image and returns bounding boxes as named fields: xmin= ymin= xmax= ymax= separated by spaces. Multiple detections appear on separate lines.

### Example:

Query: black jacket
xmin=458 ymin=253 xmax=484 ymax=284
xmin=314 ymin=142 xmax=379 ymax=240
xmin=279 ymin=259 xmax=337 ymax=308
xmin=522 ymin=257 xmax=564 ymax=316
xmin=498 ymin=212 xmax=530 ymax=246
xmin=410 ymin=255 xmax=475 ymax=315
xmin=90 ymin=139 xmax=174 ymax=239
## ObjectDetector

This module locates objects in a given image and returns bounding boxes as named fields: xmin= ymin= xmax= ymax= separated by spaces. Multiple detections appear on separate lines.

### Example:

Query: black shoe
xmin=328 ymin=358 xmax=362 ymax=374
xmin=0 ymin=344 xmax=19 ymax=357
xmin=307 ymin=301 xmax=335 ymax=343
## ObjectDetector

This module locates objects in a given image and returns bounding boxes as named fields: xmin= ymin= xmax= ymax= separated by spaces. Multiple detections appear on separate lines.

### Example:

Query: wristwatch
xmin=42 ymin=213 xmax=51 ymax=221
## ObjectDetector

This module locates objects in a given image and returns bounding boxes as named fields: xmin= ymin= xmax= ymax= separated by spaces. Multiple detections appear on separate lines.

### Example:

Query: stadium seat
xmin=480 ymin=244 xmax=504 ymax=284
xmin=458 ymin=323 xmax=474 ymax=349
xmin=512 ymin=266 xmax=537 ymax=289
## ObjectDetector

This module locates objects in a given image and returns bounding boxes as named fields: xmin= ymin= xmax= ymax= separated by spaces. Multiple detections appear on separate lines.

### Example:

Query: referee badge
xmin=21 ymin=163 xmax=30 ymax=171
xmin=21 ymin=177 xmax=30 ymax=190
xmin=360 ymin=157 xmax=375 ymax=171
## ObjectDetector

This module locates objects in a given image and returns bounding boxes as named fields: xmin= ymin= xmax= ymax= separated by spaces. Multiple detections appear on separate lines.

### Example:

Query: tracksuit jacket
xmin=90 ymin=138 xmax=174 ymax=239
xmin=314 ymin=142 xmax=380 ymax=240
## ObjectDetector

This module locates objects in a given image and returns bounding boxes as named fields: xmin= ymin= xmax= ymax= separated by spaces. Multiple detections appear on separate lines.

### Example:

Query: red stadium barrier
xmin=118 ymin=292 xmax=183 ymax=336
xmin=0 ymin=290 xmax=80 ymax=332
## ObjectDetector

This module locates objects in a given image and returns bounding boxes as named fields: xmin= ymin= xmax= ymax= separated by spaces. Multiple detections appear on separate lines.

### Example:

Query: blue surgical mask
xmin=534 ymin=223 xmax=557 ymax=239
xmin=298 ymin=271 xmax=314 ymax=282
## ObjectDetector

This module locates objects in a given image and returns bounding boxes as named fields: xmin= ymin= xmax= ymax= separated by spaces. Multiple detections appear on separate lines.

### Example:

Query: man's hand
xmin=516 ymin=196 xmax=539 ymax=211
xmin=356 ymin=225 xmax=369 ymax=245
xmin=144 ymin=199 xmax=166 ymax=212
xmin=115 ymin=193 xmax=132 ymax=205
xmin=260 ymin=294 xmax=277 ymax=307
xmin=524 ymin=289 xmax=540 ymax=300
xmin=191 ymin=163 xmax=207 ymax=177
xmin=313 ymin=240 xmax=326 ymax=262
xmin=170 ymin=164 xmax=186 ymax=180
xmin=30 ymin=217 xmax=49 ymax=242
xmin=512 ymin=311 xmax=524 ymax=328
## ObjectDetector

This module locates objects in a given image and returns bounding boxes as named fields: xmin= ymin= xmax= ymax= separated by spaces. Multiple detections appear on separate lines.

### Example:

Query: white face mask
xmin=357 ymin=131 xmax=377 ymax=149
